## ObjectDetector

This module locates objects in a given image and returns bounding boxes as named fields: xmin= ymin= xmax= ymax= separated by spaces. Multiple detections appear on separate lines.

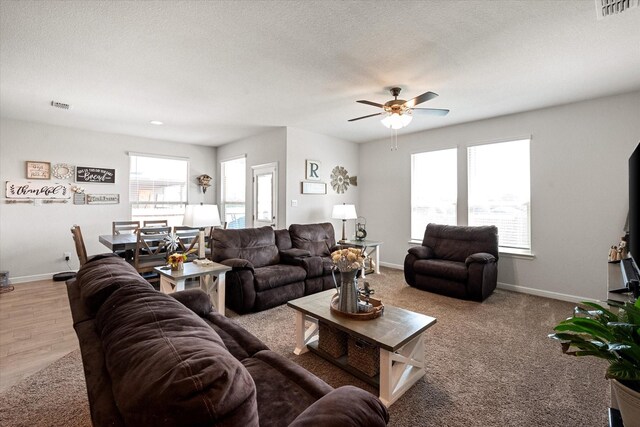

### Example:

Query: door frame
xmin=251 ymin=162 xmax=278 ymax=228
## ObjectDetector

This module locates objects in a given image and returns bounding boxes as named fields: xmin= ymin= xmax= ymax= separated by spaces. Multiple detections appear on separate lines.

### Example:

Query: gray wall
xmin=358 ymin=90 xmax=640 ymax=301
xmin=0 ymin=118 xmax=216 ymax=282
xmin=216 ymin=127 xmax=287 ymax=229
xmin=286 ymin=127 xmax=359 ymax=237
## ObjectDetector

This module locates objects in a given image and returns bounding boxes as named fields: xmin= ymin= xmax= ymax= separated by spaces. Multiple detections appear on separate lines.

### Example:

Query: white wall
xmin=359 ymin=91 xmax=640 ymax=301
xmin=285 ymin=128 xmax=359 ymax=238
xmin=216 ymin=128 xmax=287 ymax=228
xmin=0 ymin=118 xmax=216 ymax=282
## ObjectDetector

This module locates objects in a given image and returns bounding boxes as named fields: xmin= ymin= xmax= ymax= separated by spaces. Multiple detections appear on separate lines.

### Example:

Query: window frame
xmin=466 ymin=137 xmax=532 ymax=254
xmin=128 ymin=152 xmax=190 ymax=225
xmin=220 ymin=155 xmax=247 ymax=229
xmin=410 ymin=148 xmax=458 ymax=241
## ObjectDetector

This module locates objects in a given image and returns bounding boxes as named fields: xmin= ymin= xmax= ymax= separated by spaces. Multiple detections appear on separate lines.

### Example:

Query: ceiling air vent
xmin=50 ymin=100 xmax=72 ymax=110
xmin=595 ymin=0 xmax=638 ymax=19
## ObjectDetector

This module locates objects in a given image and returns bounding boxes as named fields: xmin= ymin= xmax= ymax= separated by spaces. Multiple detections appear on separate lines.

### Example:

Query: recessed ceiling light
xmin=150 ymin=120 xmax=163 ymax=125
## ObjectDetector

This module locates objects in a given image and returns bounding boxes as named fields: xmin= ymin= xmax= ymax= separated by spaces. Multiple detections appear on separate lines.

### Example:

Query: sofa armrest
xmin=465 ymin=252 xmax=496 ymax=266
xmin=219 ymin=258 xmax=255 ymax=272
xmin=408 ymin=245 xmax=435 ymax=259
xmin=170 ymin=289 xmax=214 ymax=316
xmin=288 ymin=386 xmax=389 ymax=427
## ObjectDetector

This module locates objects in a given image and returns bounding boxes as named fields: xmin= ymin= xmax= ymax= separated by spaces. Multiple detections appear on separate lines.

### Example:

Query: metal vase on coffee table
xmin=338 ymin=269 xmax=359 ymax=313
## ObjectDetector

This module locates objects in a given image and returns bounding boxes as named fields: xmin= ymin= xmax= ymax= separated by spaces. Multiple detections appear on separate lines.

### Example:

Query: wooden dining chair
xmin=173 ymin=226 xmax=201 ymax=260
xmin=133 ymin=226 xmax=172 ymax=285
xmin=70 ymin=225 xmax=88 ymax=266
xmin=112 ymin=220 xmax=140 ymax=235
xmin=143 ymin=219 xmax=168 ymax=227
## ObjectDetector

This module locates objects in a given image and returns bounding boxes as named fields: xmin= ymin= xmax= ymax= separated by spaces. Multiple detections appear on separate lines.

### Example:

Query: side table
xmin=338 ymin=239 xmax=383 ymax=277
xmin=154 ymin=261 xmax=231 ymax=316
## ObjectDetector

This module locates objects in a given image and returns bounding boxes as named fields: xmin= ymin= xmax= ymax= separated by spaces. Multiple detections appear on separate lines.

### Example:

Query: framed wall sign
xmin=26 ymin=161 xmax=51 ymax=180
xmin=305 ymin=160 xmax=321 ymax=180
xmin=6 ymin=180 xmax=70 ymax=199
xmin=86 ymin=194 xmax=119 ymax=204
xmin=301 ymin=181 xmax=327 ymax=194
xmin=76 ymin=166 xmax=115 ymax=183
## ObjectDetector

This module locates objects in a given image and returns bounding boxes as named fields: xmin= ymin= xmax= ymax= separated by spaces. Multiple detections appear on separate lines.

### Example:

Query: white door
xmin=252 ymin=163 xmax=277 ymax=228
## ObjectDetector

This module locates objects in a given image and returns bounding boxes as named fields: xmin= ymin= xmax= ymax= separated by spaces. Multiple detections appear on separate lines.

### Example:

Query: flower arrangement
xmin=167 ymin=249 xmax=196 ymax=270
xmin=331 ymin=248 xmax=365 ymax=272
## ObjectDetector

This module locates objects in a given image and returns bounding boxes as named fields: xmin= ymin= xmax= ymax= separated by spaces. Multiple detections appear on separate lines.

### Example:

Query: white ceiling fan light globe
xmin=381 ymin=111 xmax=410 ymax=129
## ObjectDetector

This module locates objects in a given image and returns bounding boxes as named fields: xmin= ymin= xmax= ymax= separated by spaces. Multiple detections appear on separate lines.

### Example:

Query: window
xmin=129 ymin=154 xmax=188 ymax=226
xmin=468 ymin=139 xmax=531 ymax=251
xmin=221 ymin=157 xmax=246 ymax=229
xmin=411 ymin=149 xmax=457 ymax=240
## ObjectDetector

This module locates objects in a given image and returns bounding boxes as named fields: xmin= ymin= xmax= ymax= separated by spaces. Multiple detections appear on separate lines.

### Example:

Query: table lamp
xmin=331 ymin=203 xmax=357 ymax=243
xmin=183 ymin=204 xmax=222 ymax=258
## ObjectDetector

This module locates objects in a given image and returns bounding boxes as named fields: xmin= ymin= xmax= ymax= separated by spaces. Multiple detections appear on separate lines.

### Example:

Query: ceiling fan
xmin=348 ymin=87 xmax=449 ymax=130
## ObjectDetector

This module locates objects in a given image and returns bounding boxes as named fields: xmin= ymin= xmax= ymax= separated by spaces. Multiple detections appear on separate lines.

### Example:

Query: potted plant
xmin=549 ymin=298 xmax=640 ymax=426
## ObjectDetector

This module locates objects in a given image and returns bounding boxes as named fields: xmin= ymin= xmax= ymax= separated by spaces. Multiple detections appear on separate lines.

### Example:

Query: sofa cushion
xmin=422 ymin=223 xmax=499 ymax=262
xmin=253 ymin=264 xmax=307 ymax=291
xmin=242 ymin=349 xmax=333 ymax=427
xmin=211 ymin=226 xmax=280 ymax=268
xmin=76 ymin=255 xmax=153 ymax=315
xmin=413 ymin=259 xmax=468 ymax=282
xmin=289 ymin=223 xmax=336 ymax=257
xmin=96 ymin=285 xmax=259 ymax=427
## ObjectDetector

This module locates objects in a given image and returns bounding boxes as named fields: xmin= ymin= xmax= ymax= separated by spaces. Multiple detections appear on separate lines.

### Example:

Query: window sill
xmin=499 ymin=248 xmax=535 ymax=259
xmin=408 ymin=240 xmax=534 ymax=259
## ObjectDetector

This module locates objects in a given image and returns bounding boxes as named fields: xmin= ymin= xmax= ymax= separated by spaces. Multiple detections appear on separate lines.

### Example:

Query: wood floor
xmin=0 ymin=279 xmax=78 ymax=393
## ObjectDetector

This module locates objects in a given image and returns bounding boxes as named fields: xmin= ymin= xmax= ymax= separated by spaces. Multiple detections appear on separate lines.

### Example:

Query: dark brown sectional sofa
xmin=66 ymin=254 xmax=389 ymax=427
xmin=210 ymin=223 xmax=338 ymax=313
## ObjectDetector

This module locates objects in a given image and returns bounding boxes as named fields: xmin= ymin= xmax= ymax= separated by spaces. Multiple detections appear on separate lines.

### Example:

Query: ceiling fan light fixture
xmin=381 ymin=110 xmax=412 ymax=129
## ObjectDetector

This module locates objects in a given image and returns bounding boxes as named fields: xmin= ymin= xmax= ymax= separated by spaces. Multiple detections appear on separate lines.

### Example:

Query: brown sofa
xmin=404 ymin=223 xmax=499 ymax=301
xmin=66 ymin=254 xmax=389 ymax=427
xmin=210 ymin=223 xmax=338 ymax=313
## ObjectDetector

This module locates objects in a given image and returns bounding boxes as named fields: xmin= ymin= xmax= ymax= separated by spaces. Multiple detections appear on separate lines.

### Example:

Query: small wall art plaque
xmin=73 ymin=193 xmax=86 ymax=205
xmin=26 ymin=161 xmax=51 ymax=180
xmin=305 ymin=160 xmax=321 ymax=180
xmin=301 ymin=181 xmax=327 ymax=194
xmin=76 ymin=166 xmax=115 ymax=183
xmin=86 ymin=194 xmax=119 ymax=204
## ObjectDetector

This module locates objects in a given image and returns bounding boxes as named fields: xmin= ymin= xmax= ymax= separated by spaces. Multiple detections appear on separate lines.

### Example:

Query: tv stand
xmin=607 ymin=262 xmax=638 ymax=303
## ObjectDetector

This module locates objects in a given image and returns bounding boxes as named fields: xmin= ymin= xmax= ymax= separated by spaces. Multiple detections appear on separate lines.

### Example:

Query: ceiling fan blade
xmin=348 ymin=112 xmax=382 ymax=122
xmin=404 ymin=91 xmax=438 ymax=108
xmin=356 ymin=100 xmax=384 ymax=108
xmin=411 ymin=108 xmax=450 ymax=116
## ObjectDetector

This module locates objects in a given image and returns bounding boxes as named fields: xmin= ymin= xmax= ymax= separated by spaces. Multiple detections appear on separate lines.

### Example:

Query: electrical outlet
xmin=64 ymin=252 xmax=71 ymax=261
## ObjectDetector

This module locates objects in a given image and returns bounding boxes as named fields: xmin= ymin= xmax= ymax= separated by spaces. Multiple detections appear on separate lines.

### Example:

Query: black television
xmin=623 ymin=142 xmax=640 ymax=293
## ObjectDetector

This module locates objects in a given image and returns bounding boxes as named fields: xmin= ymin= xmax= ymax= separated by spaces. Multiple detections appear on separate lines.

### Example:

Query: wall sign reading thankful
xmin=75 ymin=166 xmax=115 ymax=183
xmin=5 ymin=181 xmax=70 ymax=199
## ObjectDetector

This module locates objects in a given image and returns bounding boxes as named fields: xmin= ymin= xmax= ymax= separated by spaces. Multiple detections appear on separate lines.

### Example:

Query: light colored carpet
xmin=0 ymin=268 xmax=608 ymax=426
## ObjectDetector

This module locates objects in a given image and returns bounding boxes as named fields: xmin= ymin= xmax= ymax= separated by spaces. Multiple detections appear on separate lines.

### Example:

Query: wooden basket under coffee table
xmin=287 ymin=289 xmax=437 ymax=407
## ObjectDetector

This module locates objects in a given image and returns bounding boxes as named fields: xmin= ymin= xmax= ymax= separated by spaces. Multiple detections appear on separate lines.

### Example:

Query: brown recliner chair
xmin=404 ymin=223 xmax=499 ymax=301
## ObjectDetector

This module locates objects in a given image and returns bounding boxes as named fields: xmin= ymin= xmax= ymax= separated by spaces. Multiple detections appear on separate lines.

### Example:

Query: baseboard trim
xmin=380 ymin=262 xmax=403 ymax=270
xmin=497 ymin=282 xmax=595 ymax=303
xmin=378 ymin=264 xmax=593 ymax=303
xmin=7 ymin=272 xmax=56 ymax=284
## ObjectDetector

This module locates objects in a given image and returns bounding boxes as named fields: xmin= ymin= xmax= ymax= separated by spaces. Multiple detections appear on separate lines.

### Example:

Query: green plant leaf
xmin=554 ymin=318 xmax=616 ymax=341
xmin=607 ymin=361 xmax=640 ymax=381
xmin=581 ymin=302 xmax=618 ymax=322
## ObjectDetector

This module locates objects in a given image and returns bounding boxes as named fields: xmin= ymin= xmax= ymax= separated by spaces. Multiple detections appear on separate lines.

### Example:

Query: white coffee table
xmin=287 ymin=290 xmax=436 ymax=406
xmin=154 ymin=261 xmax=231 ymax=316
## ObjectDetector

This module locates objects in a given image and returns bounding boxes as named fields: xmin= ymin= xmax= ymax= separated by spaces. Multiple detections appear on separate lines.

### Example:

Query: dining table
xmin=98 ymin=234 xmax=138 ymax=252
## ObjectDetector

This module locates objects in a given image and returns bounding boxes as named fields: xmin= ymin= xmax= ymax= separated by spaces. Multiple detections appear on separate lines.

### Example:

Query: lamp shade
xmin=331 ymin=204 xmax=357 ymax=220
xmin=183 ymin=204 xmax=221 ymax=227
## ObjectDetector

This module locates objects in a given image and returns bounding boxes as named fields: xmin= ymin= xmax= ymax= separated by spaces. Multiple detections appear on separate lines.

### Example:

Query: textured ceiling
xmin=1 ymin=1 xmax=639 ymax=146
